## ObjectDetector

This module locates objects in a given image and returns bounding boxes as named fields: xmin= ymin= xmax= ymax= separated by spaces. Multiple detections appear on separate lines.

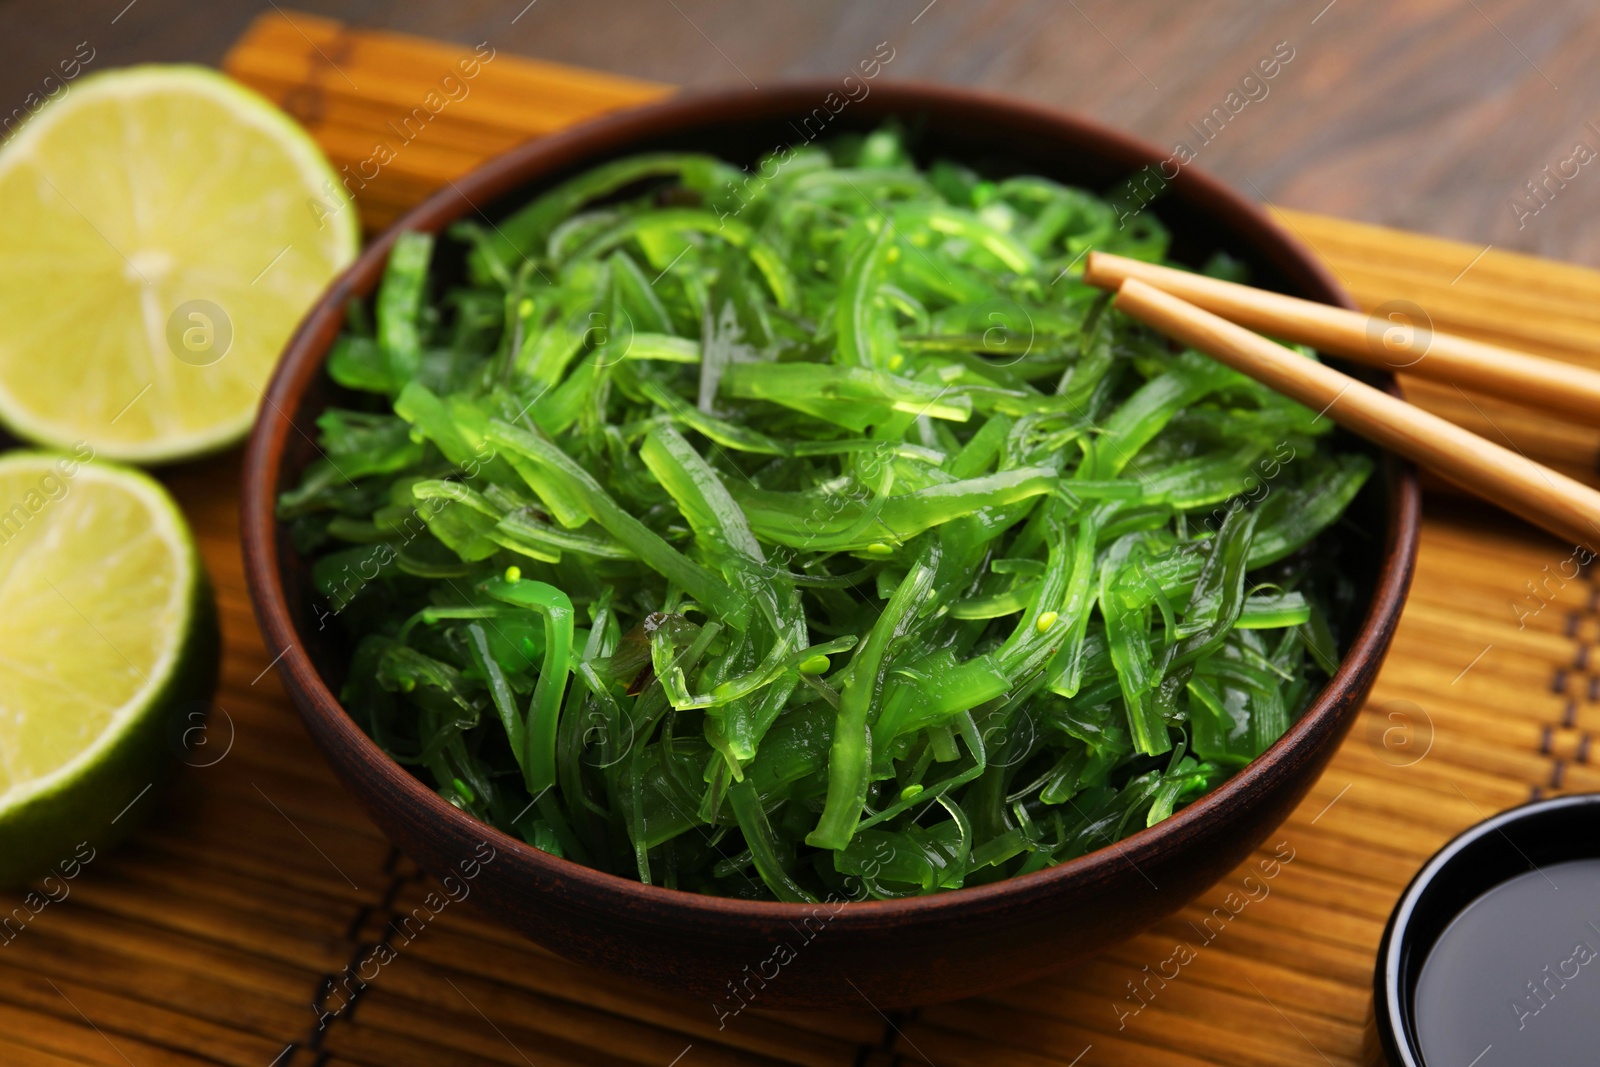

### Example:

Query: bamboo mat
xmin=3 ymin=11 xmax=1597 ymax=1066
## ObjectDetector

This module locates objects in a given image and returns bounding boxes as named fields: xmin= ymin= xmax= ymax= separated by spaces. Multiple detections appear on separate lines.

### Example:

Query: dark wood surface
xmin=5 ymin=0 xmax=1600 ymax=265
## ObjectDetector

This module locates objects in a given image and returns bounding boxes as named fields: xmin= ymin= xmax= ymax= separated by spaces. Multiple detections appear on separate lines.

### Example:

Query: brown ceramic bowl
xmin=242 ymin=82 xmax=1420 ymax=1010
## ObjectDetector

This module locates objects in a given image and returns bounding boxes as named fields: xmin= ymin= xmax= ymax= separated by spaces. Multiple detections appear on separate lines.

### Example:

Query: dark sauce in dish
xmin=1414 ymin=858 xmax=1600 ymax=1066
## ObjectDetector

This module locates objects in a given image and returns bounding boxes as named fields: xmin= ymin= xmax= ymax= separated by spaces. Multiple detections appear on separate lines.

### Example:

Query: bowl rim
xmin=242 ymin=79 xmax=1421 ymax=924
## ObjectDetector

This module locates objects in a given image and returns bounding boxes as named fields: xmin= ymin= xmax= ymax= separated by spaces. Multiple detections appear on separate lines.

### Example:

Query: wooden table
xmin=3 ymin=12 xmax=1600 ymax=1067
xmin=2 ymin=1 xmax=1599 ymax=264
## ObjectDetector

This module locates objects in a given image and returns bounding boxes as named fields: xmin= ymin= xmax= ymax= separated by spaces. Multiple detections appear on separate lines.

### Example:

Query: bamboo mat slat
xmin=2 ymin=10 xmax=1595 ymax=1067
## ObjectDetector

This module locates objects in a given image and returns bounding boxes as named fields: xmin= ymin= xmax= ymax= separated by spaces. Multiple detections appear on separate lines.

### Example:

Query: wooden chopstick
xmin=1084 ymin=251 xmax=1600 ymax=423
xmin=1112 ymin=277 xmax=1600 ymax=551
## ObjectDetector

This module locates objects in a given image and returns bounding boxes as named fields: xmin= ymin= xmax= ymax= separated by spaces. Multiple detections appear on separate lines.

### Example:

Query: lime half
xmin=0 ymin=452 xmax=218 ymax=886
xmin=0 ymin=65 xmax=358 ymax=463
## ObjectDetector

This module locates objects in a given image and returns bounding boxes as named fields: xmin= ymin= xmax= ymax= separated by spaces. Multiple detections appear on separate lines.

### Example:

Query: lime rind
xmin=0 ymin=453 xmax=219 ymax=886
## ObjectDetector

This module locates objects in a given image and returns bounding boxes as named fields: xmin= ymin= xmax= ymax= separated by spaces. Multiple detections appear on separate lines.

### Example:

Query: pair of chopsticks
xmin=1084 ymin=252 xmax=1600 ymax=551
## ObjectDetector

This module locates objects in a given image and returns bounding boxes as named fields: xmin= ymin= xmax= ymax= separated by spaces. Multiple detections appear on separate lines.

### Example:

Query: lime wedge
xmin=0 ymin=65 xmax=358 ymax=463
xmin=0 ymin=452 xmax=218 ymax=886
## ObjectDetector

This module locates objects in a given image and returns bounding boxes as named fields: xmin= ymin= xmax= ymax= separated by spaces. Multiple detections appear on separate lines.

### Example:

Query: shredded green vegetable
xmin=282 ymin=126 xmax=1370 ymax=900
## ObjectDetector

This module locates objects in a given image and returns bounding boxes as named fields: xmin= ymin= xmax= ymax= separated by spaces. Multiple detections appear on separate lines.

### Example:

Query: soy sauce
xmin=1414 ymin=858 xmax=1600 ymax=1066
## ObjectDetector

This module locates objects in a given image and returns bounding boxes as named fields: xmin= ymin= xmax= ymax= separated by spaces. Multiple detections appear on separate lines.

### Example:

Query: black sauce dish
xmin=1372 ymin=793 xmax=1600 ymax=1066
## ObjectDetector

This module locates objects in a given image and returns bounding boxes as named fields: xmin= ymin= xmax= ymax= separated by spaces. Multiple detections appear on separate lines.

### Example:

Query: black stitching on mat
xmin=342 ymin=905 xmax=372 ymax=942
xmin=294 ymin=845 xmax=411 ymax=1054
xmin=886 ymin=1007 xmax=921 ymax=1066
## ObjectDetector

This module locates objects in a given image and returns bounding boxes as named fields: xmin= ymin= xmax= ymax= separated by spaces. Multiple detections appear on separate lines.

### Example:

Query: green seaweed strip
xmin=482 ymin=576 xmax=574 ymax=795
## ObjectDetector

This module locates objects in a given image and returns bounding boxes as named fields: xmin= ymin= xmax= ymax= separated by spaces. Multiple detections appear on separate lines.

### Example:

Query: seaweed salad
xmin=281 ymin=126 xmax=1368 ymax=901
